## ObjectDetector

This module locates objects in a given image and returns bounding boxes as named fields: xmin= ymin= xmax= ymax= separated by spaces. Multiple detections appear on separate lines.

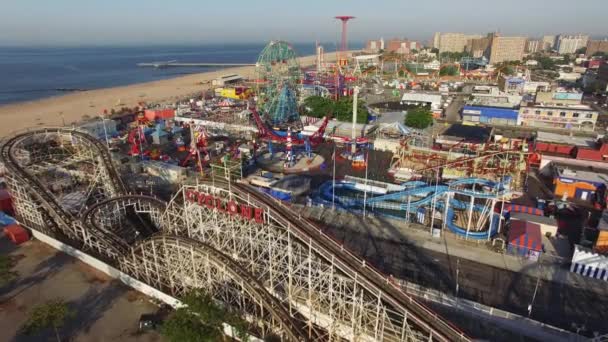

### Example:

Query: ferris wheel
xmin=255 ymin=41 xmax=302 ymax=113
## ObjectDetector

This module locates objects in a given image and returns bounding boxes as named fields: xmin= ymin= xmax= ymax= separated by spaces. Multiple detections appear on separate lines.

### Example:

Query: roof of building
xmin=522 ymin=103 xmax=597 ymax=112
xmin=375 ymin=111 xmax=406 ymax=124
xmin=511 ymin=212 xmax=557 ymax=227
xmin=536 ymin=131 xmax=596 ymax=148
xmin=439 ymin=124 xmax=492 ymax=144
xmin=508 ymin=220 xmax=543 ymax=251
xmin=555 ymin=165 xmax=608 ymax=184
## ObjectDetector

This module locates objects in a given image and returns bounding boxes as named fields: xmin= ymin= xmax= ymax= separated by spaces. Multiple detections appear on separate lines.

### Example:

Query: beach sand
xmin=0 ymin=52 xmax=346 ymax=136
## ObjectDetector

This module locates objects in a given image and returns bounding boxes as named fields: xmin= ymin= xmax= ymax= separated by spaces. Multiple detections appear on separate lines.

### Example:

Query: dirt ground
xmin=0 ymin=236 xmax=163 ymax=342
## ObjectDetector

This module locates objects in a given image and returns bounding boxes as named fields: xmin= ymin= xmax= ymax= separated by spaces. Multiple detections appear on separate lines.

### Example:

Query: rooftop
xmin=555 ymin=165 xmax=608 ymax=184
xmin=438 ymin=124 xmax=492 ymax=144
xmin=536 ymin=131 xmax=596 ymax=148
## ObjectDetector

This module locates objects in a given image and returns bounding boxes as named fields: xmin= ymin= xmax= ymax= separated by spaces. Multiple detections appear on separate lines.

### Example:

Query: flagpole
xmin=332 ymin=143 xmax=336 ymax=210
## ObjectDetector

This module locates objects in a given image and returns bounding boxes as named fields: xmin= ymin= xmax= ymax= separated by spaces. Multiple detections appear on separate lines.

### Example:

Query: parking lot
xmin=0 ymin=237 xmax=163 ymax=342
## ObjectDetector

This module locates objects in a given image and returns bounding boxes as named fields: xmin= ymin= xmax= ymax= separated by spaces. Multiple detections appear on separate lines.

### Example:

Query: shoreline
xmin=0 ymin=52 xmax=344 ymax=137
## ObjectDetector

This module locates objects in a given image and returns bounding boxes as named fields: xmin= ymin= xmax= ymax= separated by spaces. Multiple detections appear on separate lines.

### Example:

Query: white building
xmin=423 ymin=60 xmax=441 ymax=70
xmin=400 ymin=93 xmax=443 ymax=110
xmin=558 ymin=72 xmax=582 ymax=82
xmin=556 ymin=34 xmax=589 ymax=54
xmin=542 ymin=35 xmax=556 ymax=51
xmin=525 ymin=60 xmax=539 ymax=66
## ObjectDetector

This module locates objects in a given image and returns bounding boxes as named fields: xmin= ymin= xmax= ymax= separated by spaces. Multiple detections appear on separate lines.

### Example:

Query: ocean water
xmin=0 ymin=43 xmax=360 ymax=105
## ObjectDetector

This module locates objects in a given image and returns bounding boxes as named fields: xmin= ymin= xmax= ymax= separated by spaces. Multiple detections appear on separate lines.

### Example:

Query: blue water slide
xmin=317 ymin=178 xmax=506 ymax=240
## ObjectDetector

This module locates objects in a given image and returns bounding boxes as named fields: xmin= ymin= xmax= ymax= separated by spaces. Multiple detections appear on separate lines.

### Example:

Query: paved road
xmin=444 ymin=95 xmax=465 ymax=123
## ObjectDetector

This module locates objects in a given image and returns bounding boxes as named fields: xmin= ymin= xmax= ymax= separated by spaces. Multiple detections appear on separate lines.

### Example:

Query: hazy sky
xmin=0 ymin=0 xmax=606 ymax=46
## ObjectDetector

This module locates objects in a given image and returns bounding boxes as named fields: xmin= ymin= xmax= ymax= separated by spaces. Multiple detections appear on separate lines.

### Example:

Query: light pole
xmin=351 ymin=86 xmax=360 ymax=155
xmin=528 ymin=261 xmax=542 ymax=317
xmin=99 ymin=115 xmax=109 ymax=149
xmin=455 ymin=258 xmax=460 ymax=297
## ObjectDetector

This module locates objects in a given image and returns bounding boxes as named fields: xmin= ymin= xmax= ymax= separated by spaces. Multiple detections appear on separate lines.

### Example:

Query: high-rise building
xmin=586 ymin=40 xmax=608 ymax=56
xmin=526 ymin=39 xmax=542 ymax=53
xmin=434 ymin=33 xmax=482 ymax=53
xmin=386 ymin=38 xmax=419 ymax=54
xmin=556 ymin=34 xmax=589 ymax=54
xmin=487 ymin=34 xmax=526 ymax=64
xmin=467 ymin=35 xmax=492 ymax=58
xmin=542 ymin=35 xmax=556 ymax=51
xmin=432 ymin=32 xmax=441 ymax=49
xmin=366 ymin=40 xmax=381 ymax=52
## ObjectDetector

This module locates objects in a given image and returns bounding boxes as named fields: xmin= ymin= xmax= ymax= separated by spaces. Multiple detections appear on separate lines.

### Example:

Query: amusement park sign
xmin=185 ymin=189 xmax=266 ymax=224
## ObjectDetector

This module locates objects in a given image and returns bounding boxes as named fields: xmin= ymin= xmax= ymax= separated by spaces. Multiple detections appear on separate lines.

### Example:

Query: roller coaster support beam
xmin=466 ymin=196 xmax=474 ymax=239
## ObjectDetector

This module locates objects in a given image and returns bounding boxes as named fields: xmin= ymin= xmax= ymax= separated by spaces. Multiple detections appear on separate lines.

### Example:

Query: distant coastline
xmin=0 ymin=44 xmax=362 ymax=105
xmin=0 ymin=51 xmax=347 ymax=137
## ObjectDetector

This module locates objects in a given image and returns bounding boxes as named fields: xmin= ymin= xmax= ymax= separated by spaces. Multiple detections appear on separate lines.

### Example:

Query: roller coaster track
xmin=81 ymin=195 xmax=168 ymax=249
xmin=2 ymin=127 xmax=469 ymax=340
xmin=1 ymin=128 xmax=309 ymax=340
xmin=229 ymin=181 xmax=470 ymax=341
xmin=1 ymin=128 xmax=128 ymax=254
xmin=130 ymin=235 xmax=309 ymax=341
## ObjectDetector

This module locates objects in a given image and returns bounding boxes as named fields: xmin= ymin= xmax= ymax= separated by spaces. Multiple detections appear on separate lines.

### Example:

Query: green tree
xmin=21 ymin=299 xmax=75 ymax=342
xmin=439 ymin=65 xmax=459 ymax=76
xmin=404 ymin=106 xmax=433 ymax=129
xmin=162 ymin=290 xmax=248 ymax=342
xmin=162 ymin=308 xmax=221 ymax=342
xmin=439 ymin=51 xmax=471 ymax=62
xmin=576 ymin=47 xmax=587 ymax=55
xmin=537 ymin=56 xmax=556 ymax=70
xmin=0 ymin=254 xmax=17 ymax=286
xmin=593 ymin=51 xmax=607 ymax=57
xmin=430 ymin=48 xmax=439 ymax=54
xmin=302 ymin=96 xmax=368 ymax=124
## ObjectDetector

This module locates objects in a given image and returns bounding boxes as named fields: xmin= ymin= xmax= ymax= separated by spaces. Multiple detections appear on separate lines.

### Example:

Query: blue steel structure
xmin=317 ymin=177 xmax=511 ymax=240
xmin=266 ymin=85 xmax=302 ymax=129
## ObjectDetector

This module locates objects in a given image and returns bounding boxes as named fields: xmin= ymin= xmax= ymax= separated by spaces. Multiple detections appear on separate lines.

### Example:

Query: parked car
xmin=138 ymin=304 xmax=172 ymax=332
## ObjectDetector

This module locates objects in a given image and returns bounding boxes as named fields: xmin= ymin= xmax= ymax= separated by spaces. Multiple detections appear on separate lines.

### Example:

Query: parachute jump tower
xmin=335 ymin=16 xmax=355 ymax=54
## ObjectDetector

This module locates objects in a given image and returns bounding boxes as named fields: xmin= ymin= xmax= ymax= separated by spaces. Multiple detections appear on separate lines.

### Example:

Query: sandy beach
xmin=0 ymin=52 xmax=344 ymax=136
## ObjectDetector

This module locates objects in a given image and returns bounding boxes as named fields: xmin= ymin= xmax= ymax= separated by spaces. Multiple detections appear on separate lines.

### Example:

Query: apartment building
xmin=433 ymin=32 xmax=481 ymax=53
xmin=526 ymin=39 xmax=542 ymax=54
xmin=542 ymin=35 xmax=556 ymax=51
xmin=587 ymin=40 xmax=608 ymax=56
xmin=488 ymin=34 xmax=527 ymax=64
xmin=556 ymin=34 xmax=589 ymax=54
xmin=366 ymin=39 xmax=384 ymax=52
xmin=467 ymin=36 xmax=491 ymax=58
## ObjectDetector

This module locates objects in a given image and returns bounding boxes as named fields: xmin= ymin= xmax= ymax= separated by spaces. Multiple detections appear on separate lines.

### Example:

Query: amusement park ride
xmin=253 ymin=41 xmax=331 ymax=172
xmin=180 ymin=125 xmax=209 ymax=174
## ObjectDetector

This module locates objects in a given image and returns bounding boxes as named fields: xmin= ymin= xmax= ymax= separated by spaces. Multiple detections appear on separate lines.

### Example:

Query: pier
xmin=137 ymin=61 xmax=256 ymax=68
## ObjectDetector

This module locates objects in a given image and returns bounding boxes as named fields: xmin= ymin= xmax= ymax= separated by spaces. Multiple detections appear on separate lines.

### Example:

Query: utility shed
xmin=508 ymin=220 xmax=543 ymax=261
